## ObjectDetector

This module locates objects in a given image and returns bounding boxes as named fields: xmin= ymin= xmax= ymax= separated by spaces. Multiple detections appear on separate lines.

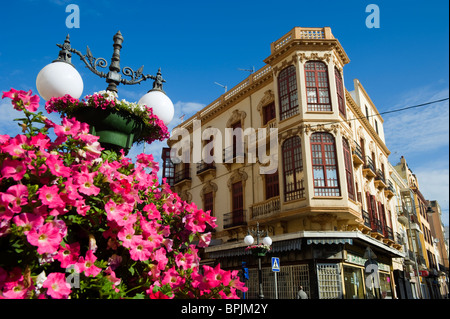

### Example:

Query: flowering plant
xmin=0 ymin=88 xmax=247 ymax=299
xmin=45 ymin=90 xmax=170 ymax=145
xmin=245 ymin=244 xmax=271 ymax=255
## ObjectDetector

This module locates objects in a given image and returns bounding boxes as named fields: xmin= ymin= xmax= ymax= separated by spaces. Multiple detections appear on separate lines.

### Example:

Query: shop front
xmin=203 ymin=231 xmax=403 ymax=299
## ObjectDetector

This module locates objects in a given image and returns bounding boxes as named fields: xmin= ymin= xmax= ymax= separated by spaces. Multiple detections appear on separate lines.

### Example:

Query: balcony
xmin=173 ymin=167 xmax=191 ymax=187
xmin=384 ymin=180 xmax=395 ymax=199
xmin=404 ymin=249 xmax=417 ymax=265
xmin=397 ymin=206 xmax=409 ymax=225
xmin=370 ymin=218 xmax=384 ymax=238
xmin=362 ymin=209 xmax=371 ymax=229
xmin=416 ymin=254 xmax=427 ymax=267
xmin=382 ymin=225 xmax=395 ymax=245
xmin=223 ymin=209 xmax=247 ymax=229
xmin=362 ymin=156 xmax=376 ymax=180
xmin=352 ymin=142 xmax=364 ymax=167
xmin=251 ymin=196 xmax=280 ymax=219
xmin=374 ymin=169 xmax=387 ymax=189
xmin=196 ymin=160 xmax=216 ymax=181
xmin=222 ymin=145 xmax=245 ymax=171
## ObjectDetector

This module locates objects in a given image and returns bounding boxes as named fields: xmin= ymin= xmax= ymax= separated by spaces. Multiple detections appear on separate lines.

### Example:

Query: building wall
xmin=164 ymin=27 xmax=409 ymax=298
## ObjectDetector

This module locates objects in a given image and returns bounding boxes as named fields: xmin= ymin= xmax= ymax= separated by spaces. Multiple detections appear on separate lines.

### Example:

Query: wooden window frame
xmin=335 ymin=67 xmax=346 ymax=118
xmin=305 ymin=61 xmax=332 ymax=112
xmin=278 ymin=65 xmax=299 ymax=120
xmin=282 ymin=136 xmax=304 ymax=201
xmin=342 ymin=138 xmax=355 ymax=201
xmin=311 ymin=132 xmax=340 ymax=197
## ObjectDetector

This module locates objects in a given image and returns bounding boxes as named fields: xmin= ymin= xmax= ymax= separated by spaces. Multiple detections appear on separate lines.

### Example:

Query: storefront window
xmin=343 ymin=266 xmax=364 ymax=299
xmin=379 ymin=272 xmax=393 ymax=299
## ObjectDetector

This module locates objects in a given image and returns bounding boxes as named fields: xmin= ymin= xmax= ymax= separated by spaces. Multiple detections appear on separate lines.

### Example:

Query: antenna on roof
xmin=214 ymin=82 xmax=227 ymax=93
xmin=237 ymin=66 xmax=255 ymax=74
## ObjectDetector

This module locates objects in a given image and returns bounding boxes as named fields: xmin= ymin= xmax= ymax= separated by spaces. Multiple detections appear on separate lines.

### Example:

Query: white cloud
xmin=384 ymin=85 xmax=449 ymax=226
xmin=384 ymin=88 xmax=449 ymax=155
xmin=414 ymin=165 xmax=449 ymax=226
xmin=0 ymin=101 xmax=25 ymax=136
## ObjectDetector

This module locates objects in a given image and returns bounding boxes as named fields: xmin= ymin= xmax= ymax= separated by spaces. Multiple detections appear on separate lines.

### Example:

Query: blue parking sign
xmin=271 ymin=257 xmax=280 ymax=272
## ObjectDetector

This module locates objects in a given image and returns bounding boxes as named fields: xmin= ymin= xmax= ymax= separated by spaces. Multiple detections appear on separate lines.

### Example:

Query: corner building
xmin=163 ymin=27 xmax=404 ymax=299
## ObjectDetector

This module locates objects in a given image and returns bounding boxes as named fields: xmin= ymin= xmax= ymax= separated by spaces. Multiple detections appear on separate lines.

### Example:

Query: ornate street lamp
xmin=36 ymin=31 xmax=174 ymax=152
xmin=36 ymin=31 xmax=174 ymax=126
xmin=244 ymin=222 xmax=272 ymax=299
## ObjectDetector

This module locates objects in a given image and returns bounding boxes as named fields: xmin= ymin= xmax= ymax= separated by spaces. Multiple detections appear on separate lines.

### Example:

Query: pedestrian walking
xmin=296 ymin=285 xmax=308 ymax=299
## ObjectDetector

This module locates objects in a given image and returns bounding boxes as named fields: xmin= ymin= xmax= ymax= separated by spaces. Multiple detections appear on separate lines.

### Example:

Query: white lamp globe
xmin=244 ymin=234 xmax=254 ymax=246
xmin=36 ymin=61 xmax=83 ymax=101
xmin=138 ymin=89 xmax=174 ymax=125
xmin=262 ymin=236 xmax=272 ymax=246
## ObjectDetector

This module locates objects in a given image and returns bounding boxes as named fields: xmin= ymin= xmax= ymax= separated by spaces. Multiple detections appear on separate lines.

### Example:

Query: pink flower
xmin=161 ymin=266 xmax=184 ymax=289
xmin=142 ymin=203 xmax=161 ymax=220
xmin=117 ymin=225 xmax=135 ymax=248
xmin=1 ymin=135 xmax=28 ymax=157
xmin=2 ymin=281 xmax=29 ymax=299
xmin=43 ymin=272 xmax=71 ymax=299
xmin=46 ymin=155 xmax=71 ymax=178
xmin=2 ymin=88 xmax=40 ymax=112
xmin=74 ymin=169 xmax=100 ymax=196
xmin=53 ymin=117 xmax=81 ymax=137
xmin=37 ymin=185 xmax=65 ymax=209
xmin=175 ymin=252 xmax=196 ymax=271
xmin=152 ymin=247 xmax=168 ymax=271
xmin=129 ymin=235 xmax=152 ymax=261
xmin=1 ymin=184 xmax=28 ymax=213
xmin=55 ymin=242 xmax=80 ymax=268
xmin=77 ymin=250 xmax=101 ymax=277
xmin=27 ymin=222 xmax=63 ymax=255
xmin=12 ymin=213 xmax=44 ymax=234
xmin=148 ymin=290 xmax=173 ymax=299
xmin=197 ymin=232 xmax=212 ymax=248
xmin=0 ymin=158 xmax=27 ymax=181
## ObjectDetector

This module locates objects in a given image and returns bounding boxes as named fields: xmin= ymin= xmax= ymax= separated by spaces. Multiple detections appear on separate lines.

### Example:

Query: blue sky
xmin=0 ymin=0 xmax=448 ymax=225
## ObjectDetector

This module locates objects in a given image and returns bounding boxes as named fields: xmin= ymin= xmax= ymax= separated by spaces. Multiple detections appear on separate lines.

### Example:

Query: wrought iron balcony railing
xmin=173 ymin=167 xmax=191 ymax=184
xmin=223 ymin=209 xmax=247 ymax=229
xmin=196 ymin=160 xmax=216 ymax=174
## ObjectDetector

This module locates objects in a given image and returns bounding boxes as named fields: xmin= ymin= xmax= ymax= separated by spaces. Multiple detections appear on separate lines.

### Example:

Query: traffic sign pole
xmin=271 ymin=257 xmax=280 ymax=299
xmin=274 ymin=271 xmax=278 ymax=299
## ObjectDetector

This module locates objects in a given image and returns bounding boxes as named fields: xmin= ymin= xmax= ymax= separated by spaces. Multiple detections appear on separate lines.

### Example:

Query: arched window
xmin=342 ymin=138 xmax=355 ymax=200
xmin=282 ymin=136 xmax=304 ymax=201
xmin=278 ymin=65 xmax=299 ymax=120
xmin=305 ymin=61 xmax=331 ymax=111
xmin=311 ymin=132 xmax=340 ymax=196
xmin=335 ymin=67 xmax=346 ymax=118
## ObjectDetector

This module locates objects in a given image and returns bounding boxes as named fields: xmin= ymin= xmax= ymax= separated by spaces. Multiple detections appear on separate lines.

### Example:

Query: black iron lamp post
xmin=244 ymin=222 xmax=272 ymax=299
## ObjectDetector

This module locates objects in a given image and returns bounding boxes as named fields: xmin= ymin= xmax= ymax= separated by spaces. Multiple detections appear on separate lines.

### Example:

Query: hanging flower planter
xmin=245 ymin=244 xmax=271 ymax=257
xmin=45 ymin=90 xmax=169 ymax=154
xmin=72 ymin=108 xmax=143 ymax=153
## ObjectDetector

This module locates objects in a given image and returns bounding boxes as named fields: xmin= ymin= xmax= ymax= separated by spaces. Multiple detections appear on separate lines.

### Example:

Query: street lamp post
xmin=36 ymin=31 xmax=174 ymax=125
xmin=244 ymin=222 xmax=272 ymax=299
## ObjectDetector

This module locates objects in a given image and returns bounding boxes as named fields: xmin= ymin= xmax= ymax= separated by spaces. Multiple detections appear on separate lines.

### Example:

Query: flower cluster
xmin=245 ymin=244 xmax=271 ymax=253
xmin=44 ymin=90 xmax=170 ymax=145
xmin=0 ymin=88 xmax=247 ymax=299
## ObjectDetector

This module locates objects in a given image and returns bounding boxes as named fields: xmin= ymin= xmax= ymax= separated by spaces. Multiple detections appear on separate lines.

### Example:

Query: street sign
xmin=271 ymin=257 xmax=280 ymax=272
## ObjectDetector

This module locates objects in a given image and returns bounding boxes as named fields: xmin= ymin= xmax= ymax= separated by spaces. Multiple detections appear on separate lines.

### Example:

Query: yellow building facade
xmin=163 ymin=27 xmax=405 ymax=299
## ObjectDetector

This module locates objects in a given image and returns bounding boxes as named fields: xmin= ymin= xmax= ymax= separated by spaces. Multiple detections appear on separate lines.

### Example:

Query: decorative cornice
xmin=297 ymin=52 xmax=332 ymax=63
xmin=226 ymin=109 xmax=247 ymax=128
xmin=227 ymin=167 xmax=248 ymax=190
xmin=200 ymin=180 xmax=218 ymax=199
xmin=256 ymin=89 xmax=275 ymax=114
